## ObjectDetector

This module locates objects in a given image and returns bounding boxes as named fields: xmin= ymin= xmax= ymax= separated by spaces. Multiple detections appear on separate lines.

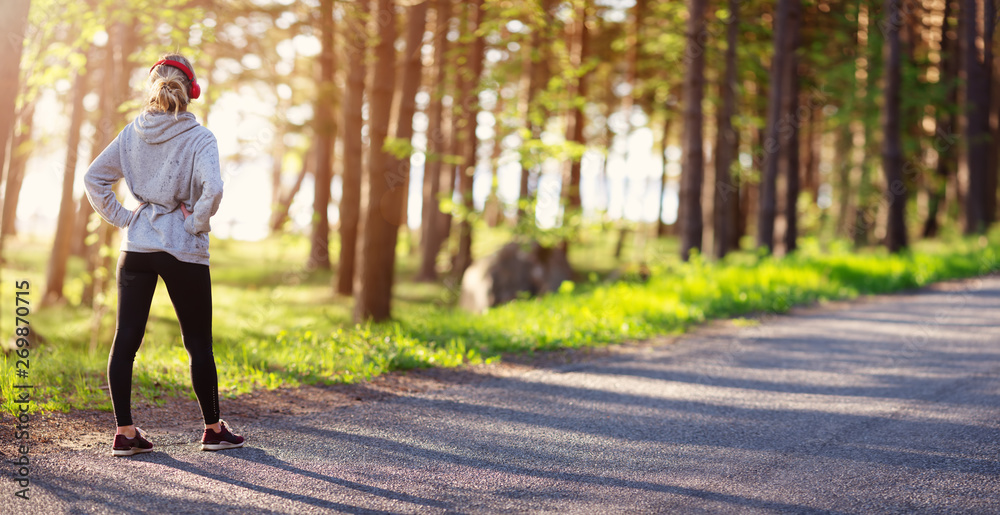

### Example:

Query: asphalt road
xmin=5 ymin=276 xmax=1000 ymax=513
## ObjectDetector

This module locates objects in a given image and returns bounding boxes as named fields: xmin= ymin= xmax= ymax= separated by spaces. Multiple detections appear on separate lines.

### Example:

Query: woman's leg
xmin=108 ymin=251 xmax=158 ymax=430
xmin=155 ymin=252 xmax=220 ymax=426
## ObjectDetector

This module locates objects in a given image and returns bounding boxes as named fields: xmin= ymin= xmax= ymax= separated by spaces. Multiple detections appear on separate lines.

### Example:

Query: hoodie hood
xmin=133 ymin=111 xmax=200 ymax=144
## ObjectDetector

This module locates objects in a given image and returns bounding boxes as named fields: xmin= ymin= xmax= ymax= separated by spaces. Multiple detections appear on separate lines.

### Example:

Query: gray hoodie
xmin=85 ymin=111 xmax=223 ymax=266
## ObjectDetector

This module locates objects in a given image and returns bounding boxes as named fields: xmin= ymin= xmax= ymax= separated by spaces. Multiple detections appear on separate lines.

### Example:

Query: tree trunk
xmin=354 ymin=0 xmax=398 ymax=322
xmin=90 ymin=218 xmax=114 ymax=310
xmin=829 ymin=119 xmax=852 ymax=233
xmin=713 ymin=0 xmax=739 ymax=259
xmin=270 ymin=144 xmax=313 ymax=234
xmin=738 ymin=174 xmax=752 ymax=247
xmin=963 ymin=0 xmax=992 ymax=234
xmin=679 ymin=0 xmax=707 ymax=261
xmin=855 ymin=0 xmax=881 ymax=248
xmin=308 ymin=0 xmax=336 ymax=269
xmin=1 ymin=102 xmax=33 ymax=242
xmin=801 ymin=109 xmax=815 ymax=202
xmin=336 ymin=0 xmax=369 ymax=294
xmin=383 ymin=0 xmax=428 ymax=229
xmin=0 ymin=0 xmax=30 ymax=191
xmin=757 ymin=0 xmax=793 ymax=253
xmin=268 ymin=99 xmax=290 ymax=232
xmin=270 ymin=133 xmax=284 ymax=213
xmin=596 ymin=69 xmax=618 ymax=217
xmin=564 ymin=0 xmax=589 ymax=214
xmin=924 ymin=2 xmax=957 ymax=238
xmin=611 ymin=0 xmax=645 ymax=198
xmin=0 ymin=0 xmax=31 ymax=267
xmin=484 ymin=87 xmax=505 ymax=228
xmin=417 ymin=0 xmax=451 ymax=281
xmin=198 ymin=53 xmax=216 ymax=124
xmin=516 ymin=0 xmax=557 ymax=222
xmin=657 ymin=112 xmax=672 ymax=237
xmin=74 ymin=48 xmax=117 ymax=264
xmin=79 ymin=33 xmax=118 ymax=304
xmin=84 ymin=22 xmax=135 ymax=307
xmin=516 ymin=0 xmax=548 ymax=222
xmin=881 ymin=0 xmax=908 ymax=252
xmin=454 ymin=0 xmax=485 ymax=279
xmin=70 ymin=194 xmax=91 ymax=256
xmin=44 ymin=64 xmax=89 ymax=305
xmin=92 ymin=23 xmax=138 ymax=305
xmin=782 ymin=0 xmax=802 ymax=255
xmin=985 ymin=0 xmax=998 ymax=225
xmin=441 ymin=2 xmax=472 ymax=272
xmin=74 ymin=135 xmax=103 ymax=259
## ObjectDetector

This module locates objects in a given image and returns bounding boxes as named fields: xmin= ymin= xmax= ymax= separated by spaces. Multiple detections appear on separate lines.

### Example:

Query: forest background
xmin=1 ymin=0 xmax=999 ymax=413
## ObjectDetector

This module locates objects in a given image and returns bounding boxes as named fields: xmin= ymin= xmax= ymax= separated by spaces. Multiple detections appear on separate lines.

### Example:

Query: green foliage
xmin=383 ymin=137 xmax=417 ymax=160
xmin=3 ymin=229 xmax=999 ymax=416
xmin=509 ymin=199 xmax=578 ymax=247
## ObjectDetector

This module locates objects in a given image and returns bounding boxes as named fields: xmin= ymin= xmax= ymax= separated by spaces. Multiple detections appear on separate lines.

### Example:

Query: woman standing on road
xmin=85 ymin=53 xmax=244 ymax=456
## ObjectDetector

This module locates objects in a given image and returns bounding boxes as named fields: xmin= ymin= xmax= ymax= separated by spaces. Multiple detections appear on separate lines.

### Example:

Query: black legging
xmin=108 ymin=251 xmax=220 ymax=427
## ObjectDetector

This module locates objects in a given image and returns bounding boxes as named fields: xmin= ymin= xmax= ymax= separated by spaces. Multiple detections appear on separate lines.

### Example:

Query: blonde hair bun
xmin=143 ymin=54 xmax=196 ymax=117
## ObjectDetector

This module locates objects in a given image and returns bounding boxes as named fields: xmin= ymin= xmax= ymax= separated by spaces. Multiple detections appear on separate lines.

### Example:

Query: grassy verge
xmin=2 ymin=225 xmax=998 ymax=415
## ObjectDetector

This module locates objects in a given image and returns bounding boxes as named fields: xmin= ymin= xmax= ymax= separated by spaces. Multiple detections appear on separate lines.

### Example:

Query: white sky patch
xmin=292 ymin=34 xmax=321 ymax=57
xmin=276 ymin=83 xmax=292 ymax=100
xmin=241 ymin=54 xmax=263 ymax=70
xmin=276 ymin=39 xmax=296 ymax=61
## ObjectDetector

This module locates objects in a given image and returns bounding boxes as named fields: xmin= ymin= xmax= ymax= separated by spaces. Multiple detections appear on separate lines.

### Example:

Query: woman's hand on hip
xmin=180 ymin=203 xmax=192 ymax=220
xmin=127 ymin=202 xmax=146 ymax=227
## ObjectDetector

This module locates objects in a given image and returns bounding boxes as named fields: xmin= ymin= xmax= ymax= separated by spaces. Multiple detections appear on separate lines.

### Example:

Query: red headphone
xmin=149 ymin=59 xmax=201 ymax=100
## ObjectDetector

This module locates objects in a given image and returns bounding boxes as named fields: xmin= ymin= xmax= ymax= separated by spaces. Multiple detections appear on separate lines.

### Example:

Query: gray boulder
xmin=459 ymin=241 xmax=574 ymax=313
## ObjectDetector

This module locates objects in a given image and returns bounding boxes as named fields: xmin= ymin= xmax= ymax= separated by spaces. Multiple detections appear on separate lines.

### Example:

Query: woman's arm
xmin=184 ymin=134 xmax=224 ymax=235
xmin=84 ymin=133 xmax=134 ymax=228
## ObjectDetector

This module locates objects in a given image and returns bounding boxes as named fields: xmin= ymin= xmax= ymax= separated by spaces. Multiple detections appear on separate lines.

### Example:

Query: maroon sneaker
xmin=111 ymin=427 xmax=154 ymax=457
xmin=201 ymin=419 xmax=245 ymax=451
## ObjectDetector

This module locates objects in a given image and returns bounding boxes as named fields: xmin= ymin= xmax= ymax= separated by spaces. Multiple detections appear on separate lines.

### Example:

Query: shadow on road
xmin=226 ymin=447 xmax=453 ymax=510
xmin=290 ymin=423 xmax=834 ymax=514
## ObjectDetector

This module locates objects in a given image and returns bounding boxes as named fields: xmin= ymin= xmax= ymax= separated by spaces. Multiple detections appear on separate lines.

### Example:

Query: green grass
xmin=2 ymin=224 xmax=998 ymax=416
